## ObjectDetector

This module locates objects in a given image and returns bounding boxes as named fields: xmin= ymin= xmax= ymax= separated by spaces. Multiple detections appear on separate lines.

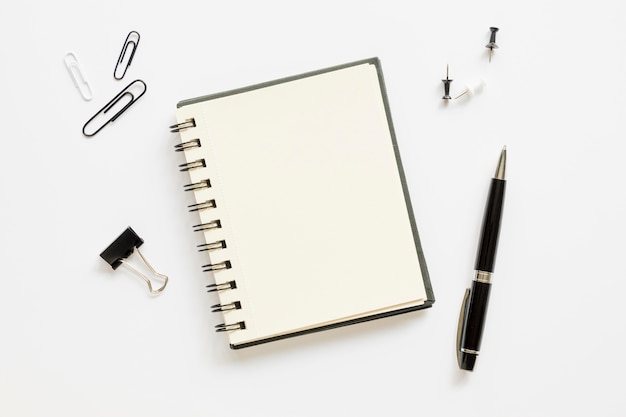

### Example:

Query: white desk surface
xmin=2 ymin=1 xmax=625 ymax=416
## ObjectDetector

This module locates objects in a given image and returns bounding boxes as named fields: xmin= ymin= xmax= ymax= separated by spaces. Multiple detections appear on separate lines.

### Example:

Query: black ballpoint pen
xmin=457 ymin=147 xmax=507 ymax=371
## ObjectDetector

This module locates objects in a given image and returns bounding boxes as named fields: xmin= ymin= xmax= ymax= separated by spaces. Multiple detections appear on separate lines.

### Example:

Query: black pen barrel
xmin=475 ymin=178 xmax=506 ymax=272
xmin=461 ymin=280 xmax=491 ymax=354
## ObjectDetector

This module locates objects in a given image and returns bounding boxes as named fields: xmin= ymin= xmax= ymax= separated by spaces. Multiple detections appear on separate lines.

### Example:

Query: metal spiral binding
xmin=170 ymin=118 xmax=196 ymax=133
xmin=193 ymin=220 xmax=221 ymax=232
xmin=188 ymin=199 xmax=216 ymax=212
xmin=206 ymin=280 xmax=237 ymax=292
xmin=184 ymin=179 xmax=211 ymax=192
xmin=211 ymin=301 xmax=241 ymax=312
xmin=174 ymin=138 xmax=201 ymax=152
xmin=198 ymin=240 xmax=227 ymax=252
xmin=215 ymin=321 xmax=246 ymax=332
xmin=172 ymin=120 xmax=245 ymax=334
xmin=179 ymin=159 xmax=206 ymax=172
xmin=203 ymin=260 xmax=232 ymax=272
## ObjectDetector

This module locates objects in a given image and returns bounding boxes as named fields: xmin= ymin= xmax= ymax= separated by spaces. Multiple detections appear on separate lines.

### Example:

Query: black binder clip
xmin=82 ymin=79 xmax=147 ymax=137
xmin=100 ymin=227 xmax=168 ymax=295
xmin=114 ymin=31 xmax=140 ymax=80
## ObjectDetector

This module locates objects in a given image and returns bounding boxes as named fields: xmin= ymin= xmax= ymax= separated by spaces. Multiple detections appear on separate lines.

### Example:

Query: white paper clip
xmin=64 ymin=52 xmax=93 ymax=101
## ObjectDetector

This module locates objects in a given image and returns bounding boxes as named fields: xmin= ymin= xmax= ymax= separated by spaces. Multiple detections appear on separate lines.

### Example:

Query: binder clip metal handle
xmin=100 ymin=227 xmax=168 ymax=295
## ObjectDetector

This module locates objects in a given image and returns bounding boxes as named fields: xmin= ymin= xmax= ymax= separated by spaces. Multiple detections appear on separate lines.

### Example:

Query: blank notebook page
xmin=176 ymin=61 xmax=428 ymax=346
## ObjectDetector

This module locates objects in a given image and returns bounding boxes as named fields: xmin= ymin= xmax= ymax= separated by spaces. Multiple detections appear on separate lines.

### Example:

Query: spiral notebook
xmin=171 ymin=58 xmax=434 ymax=349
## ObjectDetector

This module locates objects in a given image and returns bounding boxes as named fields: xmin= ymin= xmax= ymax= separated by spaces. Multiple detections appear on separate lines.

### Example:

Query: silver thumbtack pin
xmin=442 ymin=65 xmax=453 ymax=100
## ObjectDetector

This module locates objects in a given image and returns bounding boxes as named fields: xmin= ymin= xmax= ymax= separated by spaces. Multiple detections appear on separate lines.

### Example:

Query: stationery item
xmin=64 ymin=52 xmax=93 ymax=101
xmin=455 ymin=79 xmax=486 ymax=100
xmin=441 ymin=65 xmax=453 ymax=100
xmin=457 ymin=147 xmax=507 ymax=371
xmin=170 ymin=58 xmax=434 ymax=349
xmin=100 ymin=227 xmax=168 ymax=294
xmin=114 ymin=31 xmax=140 ymax=80
xmin=486 ymin=27 xmax=500 ymax=62
xmin=82 ymin=79 xmax=146 ymax=137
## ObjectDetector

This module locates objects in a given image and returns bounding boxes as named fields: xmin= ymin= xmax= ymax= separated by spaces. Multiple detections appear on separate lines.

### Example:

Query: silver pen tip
xmin=495 ymin=146 xmax=506 ymax=180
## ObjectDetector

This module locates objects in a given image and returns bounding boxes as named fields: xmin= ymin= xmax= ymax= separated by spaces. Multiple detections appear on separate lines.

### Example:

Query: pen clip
xmin=456 ymin=287 xmax=471 ymax=368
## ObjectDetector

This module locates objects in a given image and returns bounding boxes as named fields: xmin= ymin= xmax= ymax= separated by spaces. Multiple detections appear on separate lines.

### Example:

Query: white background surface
xmin=1 ymin=1 xmax=625 ymax=416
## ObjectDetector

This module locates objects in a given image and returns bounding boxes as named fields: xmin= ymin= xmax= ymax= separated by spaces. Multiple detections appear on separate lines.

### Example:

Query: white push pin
xmin=455 ymin=79 xmax=486 ymax=100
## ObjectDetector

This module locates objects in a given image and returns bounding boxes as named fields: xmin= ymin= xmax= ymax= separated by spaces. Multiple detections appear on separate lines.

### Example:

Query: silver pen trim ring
xmin=475 ymin=270 xmax=492 ymax=283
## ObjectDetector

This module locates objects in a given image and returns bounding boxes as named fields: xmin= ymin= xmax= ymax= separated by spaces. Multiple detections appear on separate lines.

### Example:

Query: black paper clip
xmin=100 ymin=227 xmax=168 ymax=295
xmin=114 ymin=31 xmax=140 ymax=80
xmin=82 ymin=79 xmax=147 ymax=137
